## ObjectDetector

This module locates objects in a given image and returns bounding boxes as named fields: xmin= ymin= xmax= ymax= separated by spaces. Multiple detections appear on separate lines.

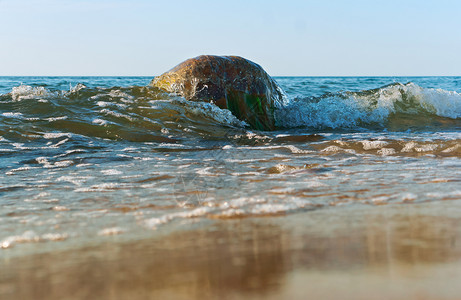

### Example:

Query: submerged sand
xmin=2 ymin=200 xmax=461 ymax=300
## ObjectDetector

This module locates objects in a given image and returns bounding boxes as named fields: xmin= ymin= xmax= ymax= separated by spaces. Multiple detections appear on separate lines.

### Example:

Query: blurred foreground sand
xmin=2 ymin=200 xmax=461 ymax=300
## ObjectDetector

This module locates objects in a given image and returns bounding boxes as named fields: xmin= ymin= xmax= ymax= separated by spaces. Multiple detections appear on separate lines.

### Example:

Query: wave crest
xmin=1 ymin=82 xmax=460 ymax=142
xmin=0 ymin=84 xmax=247 ymax=142
xmin=276 ymin=83 xmax=461 ymax=129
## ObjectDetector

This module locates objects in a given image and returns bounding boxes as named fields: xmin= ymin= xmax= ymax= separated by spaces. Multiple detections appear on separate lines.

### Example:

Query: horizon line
xmin=1 ymin=75 xmax=461 ymax=78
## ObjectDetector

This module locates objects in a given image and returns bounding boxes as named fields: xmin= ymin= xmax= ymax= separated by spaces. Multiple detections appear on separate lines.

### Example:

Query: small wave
xmin=1 ymin=82 xmax=460 ymax=144
xmin=10 ymin=85 xmax=61 ymax=101
xmin=0 ymin=84 xmax=248 ymax=142
xmin=312 ymin=138 xmax=461 ymax=157
xmin=1 ymin=231 xmax=68 ymax=249
xmin=276 ymin=83 xmax=461 ymax=130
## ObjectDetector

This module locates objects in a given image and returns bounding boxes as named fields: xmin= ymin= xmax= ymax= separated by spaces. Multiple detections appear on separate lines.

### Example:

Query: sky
xmin=1 ymin=0 xmax=461 ymax=76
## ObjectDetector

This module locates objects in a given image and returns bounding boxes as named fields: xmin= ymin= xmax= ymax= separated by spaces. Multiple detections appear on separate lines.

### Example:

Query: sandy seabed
xmin=1 ymin=200 xmax=461 ymax=300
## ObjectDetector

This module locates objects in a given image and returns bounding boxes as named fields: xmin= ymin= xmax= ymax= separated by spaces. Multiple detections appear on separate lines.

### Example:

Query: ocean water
xmin=0 ymin=76 xmax=460 ymax=255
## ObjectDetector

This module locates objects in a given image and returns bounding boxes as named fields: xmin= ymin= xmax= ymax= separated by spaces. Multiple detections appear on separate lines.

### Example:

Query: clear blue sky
xmin=1 ymin=0 xmax=461 ymax=76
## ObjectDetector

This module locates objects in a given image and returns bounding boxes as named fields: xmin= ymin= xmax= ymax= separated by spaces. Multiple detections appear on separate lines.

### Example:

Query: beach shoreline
xmin=2 ymin=200 xmax=461 ymax=299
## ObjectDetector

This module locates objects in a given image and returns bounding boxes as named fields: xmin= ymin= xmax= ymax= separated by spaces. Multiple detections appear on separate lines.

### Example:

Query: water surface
xmin=0 ymin=76 xmax=460 ymax=299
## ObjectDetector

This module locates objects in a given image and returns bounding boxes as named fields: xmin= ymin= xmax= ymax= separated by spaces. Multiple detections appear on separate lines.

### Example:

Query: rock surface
xmin=150 ymin=55 xmax=286 ymax=130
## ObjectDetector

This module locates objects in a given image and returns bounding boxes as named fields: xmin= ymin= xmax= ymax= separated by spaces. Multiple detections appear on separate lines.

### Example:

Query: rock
xmin=150 ymin=55 xmax=286 ymax=130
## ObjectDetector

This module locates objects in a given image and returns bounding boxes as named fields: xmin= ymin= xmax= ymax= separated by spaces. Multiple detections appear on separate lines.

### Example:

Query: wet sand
xmin=2 ymin=200 xmax=461 ymax=300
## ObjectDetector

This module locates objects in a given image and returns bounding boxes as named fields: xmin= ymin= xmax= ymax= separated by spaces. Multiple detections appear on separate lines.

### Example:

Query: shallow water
xmin=0 ymin=76 xmax=460 ymax=298
xmin=2 ymin=202 xmax=461 ymax=299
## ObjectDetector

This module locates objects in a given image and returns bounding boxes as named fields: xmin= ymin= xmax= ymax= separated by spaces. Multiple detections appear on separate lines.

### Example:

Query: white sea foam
xmin=401 ymin=141 xmax=417 ymax=152
xmin=74 ymin=182 xmax=124 ymax=192
xmin=186 ymin=100 xmax=248 ymax=127
xmin=361 ymin=140 xmax=388 ymax=150
xmin=96 ymin=101 xmax=128 ymax=109
xmin=56 ymin=175 xmax=92 ymax=186
xmin=6 ymin=166 xmax=38 ymax=175
xmin=152 ymin=99 xmax=248 ymax=128
xmin=250 ymin=203 xmax=302 ymax=214
xmin=415 ymin=144 xmax=438 ymax=152
xmin=68 ymin=83 xmax=87 ymax=93
xmin=43 ymin=132 xmax=72 ymax=139
xmin=145 ymin=207 xmax=213 ymax=228
xmin=2 ymin=112 xmax=23 ymax=118
xmin=109 ymin=89 xmax=134 ymax=102
xmin=92 ymin=118 xmax=107 ymax=125
xmin=46 ymin=116 xmax=68 ymax=122
xmin=276 ymin=83 xmax=461 ymax=129
xmin=100 ymin=109 xmax=135 ymax=121
xmin=0 ymin=231 xmax=68 ymax=249
xmin=98 ymin=227 xmax=126 ymax=236
xmin=10 ymin=85 xmax=60 ymax=101
xmin=377 ymin=148 xmax=396 ymax=156
xmin=101 ymin=169 xmax=123 ymax=175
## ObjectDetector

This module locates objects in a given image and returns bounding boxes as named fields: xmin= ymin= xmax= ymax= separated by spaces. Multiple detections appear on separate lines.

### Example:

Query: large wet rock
xmin=150 ymin=55 xmax=286 ymax=130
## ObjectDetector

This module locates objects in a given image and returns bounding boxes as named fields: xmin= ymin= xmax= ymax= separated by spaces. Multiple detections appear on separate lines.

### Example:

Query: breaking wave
xmin=276 ymin=82 xmax=461 ymax=130
xmin=0 ymin=84 xmax=247 ymax=142
xmin=0 ymin=82 xmax=460 ymax=144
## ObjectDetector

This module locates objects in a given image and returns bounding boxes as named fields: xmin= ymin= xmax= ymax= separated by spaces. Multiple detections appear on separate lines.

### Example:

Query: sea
xmin=0 ymin=76 xmax=460 ymax=253
xmin=1 ymin=76 xmax=461 ymax=298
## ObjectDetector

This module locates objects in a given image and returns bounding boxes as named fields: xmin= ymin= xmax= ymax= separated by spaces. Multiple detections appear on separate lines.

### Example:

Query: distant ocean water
xmin=0 ymin=76 xmax=460 ymax=254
